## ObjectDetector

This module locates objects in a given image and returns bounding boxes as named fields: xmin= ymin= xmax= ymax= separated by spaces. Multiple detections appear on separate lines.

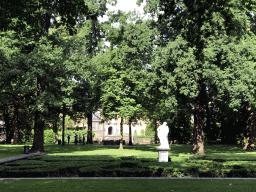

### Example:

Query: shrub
xmin=145 ymin=122 xmax=155 ymax=138
xmin=44 ymin=129 xmax=55 ymax=144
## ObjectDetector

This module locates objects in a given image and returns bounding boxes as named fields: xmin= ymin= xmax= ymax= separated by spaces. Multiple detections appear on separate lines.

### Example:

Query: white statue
xmin=157 ymin=122 xmax=169 ymax=149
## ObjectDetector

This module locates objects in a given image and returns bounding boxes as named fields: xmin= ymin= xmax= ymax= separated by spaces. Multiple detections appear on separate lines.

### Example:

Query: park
xmin=1 ymin=142 xmax=256 ymax=191
xmin=2 ymin=0 xmax=256 ymax=191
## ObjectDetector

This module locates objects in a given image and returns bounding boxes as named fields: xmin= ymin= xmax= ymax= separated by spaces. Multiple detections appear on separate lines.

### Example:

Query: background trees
xmin=95 ymin=11 xmax=157 ymax=148
xmin=1 ymin=0 xmax=256 ymax=152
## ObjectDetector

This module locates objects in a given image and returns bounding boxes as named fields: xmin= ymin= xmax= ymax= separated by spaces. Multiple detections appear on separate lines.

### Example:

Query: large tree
xmin=0 ymin=0 xmax=117 ymax=152
xmin=95 ymin=11 xmax=156 ymax=148
xmin=138 ymin=0 xmax=256 ymax=154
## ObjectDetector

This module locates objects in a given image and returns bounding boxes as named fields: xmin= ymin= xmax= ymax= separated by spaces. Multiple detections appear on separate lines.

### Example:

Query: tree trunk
xmin=154 ymin=119 xmax=158 ymax=144
xmin=25 ymin=122 xmax=32 ymax=143
xmin=3 ymin=106 xmax=14 ymax=144
xmin=190 ymin=78 xmax=206 ymax=155
xmin=29 ymin=109 xmax=45 ymax=153
xmin=12 ymin=99 xmax=19 ymax=145
xmin=12 ymin=126 xmax=19 ymax=144
xmin=119 ymin=117 xmax=124 ymax=149
xmin=87 ymin=113 xmax=93 ymax=144
xmin=205 ymin=99 xmax=211 ymax=145
xmin=62 ymin=103 xmax=65 ymax=145
xmin=29 ymin=76 xmax=45 ymax=153
xmin=128 ymin=119 xmax=132 ymax=145
xmin=243 ymin=102 xmax=256 ymax=150
xmin=52 ymin=118 xmax=58 ymax=144
xmin=29 ymin=12 xmax=50 ymax=153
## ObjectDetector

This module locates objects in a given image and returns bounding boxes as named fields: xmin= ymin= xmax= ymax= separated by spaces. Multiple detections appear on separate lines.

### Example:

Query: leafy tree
xmin=0 ymin=30 xmax=36 ymax=144
xmin=0 ymin=0 xmax=117 ymax=151
xmin=97 ymin=11 xmax=157 ymax=149
xmin=138 ymin=0 xmax=256 ymax=154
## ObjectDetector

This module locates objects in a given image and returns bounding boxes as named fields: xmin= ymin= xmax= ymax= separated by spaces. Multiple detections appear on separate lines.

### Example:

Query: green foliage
xmin=98 ymin=12 xmax=157 ymax=121
xmin=2 ymin=0 xmax=256 ymax=150
xmin=0 ymin=0 xmax=116 ymax=35
xmin=57 ymin=130 xmax=95 ymax=143
xmin=14 ymin=129 xmax=28 ymax=144
xmin=140 ymin=129 xmax=145 ymax=136
xmin=138 ymin=0 xmax=256 ymax=150
xmin=145 ymin=122 xmax=155 ymax=138
xmin=44 ymin=129 xmax=55 ymax=144
xmin=0 ymin=0 xmax=117 ymax=152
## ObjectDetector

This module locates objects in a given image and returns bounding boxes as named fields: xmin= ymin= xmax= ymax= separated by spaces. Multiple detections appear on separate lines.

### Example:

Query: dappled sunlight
xmin=2 ymin=145 xmax=256 ymax=178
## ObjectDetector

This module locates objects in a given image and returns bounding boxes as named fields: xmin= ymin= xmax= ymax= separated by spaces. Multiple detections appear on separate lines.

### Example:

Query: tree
xmin=138 ymin=0 xmax=256 ymax=154
xmin=0 ymin=30 xmax=36 ymax=144
xmin=1 ymin=0 xmax=117 ymax=151
xmin=97 ymin=11 xmax=157 ymax=149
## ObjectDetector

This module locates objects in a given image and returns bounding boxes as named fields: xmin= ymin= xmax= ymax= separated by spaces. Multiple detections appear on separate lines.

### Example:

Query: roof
xmin=92 ymin=111 xmax=103 ymax=122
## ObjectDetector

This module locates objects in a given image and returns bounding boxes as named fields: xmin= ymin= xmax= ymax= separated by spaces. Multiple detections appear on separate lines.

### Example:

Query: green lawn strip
xmin=0 ymin=143 xmax=56 ymax=148
xmin=1 ymin=179 xmax=256 ymax=192
xmin=0 ymin=147 xmax=24 ymax=159
xmin=0 ymin=144 xmax=56 ymax=159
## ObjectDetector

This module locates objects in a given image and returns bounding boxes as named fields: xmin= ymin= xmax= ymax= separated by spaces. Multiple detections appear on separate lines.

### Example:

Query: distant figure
xmin=75 ymin=135 xmax=78 ymax=145
xmin=67 ymin=135 xmax=70 ymax=145
xmin=157 ymin=122 xmax=169 ymax=149
xmin=82 ymin=134 xmax=85 ymax=145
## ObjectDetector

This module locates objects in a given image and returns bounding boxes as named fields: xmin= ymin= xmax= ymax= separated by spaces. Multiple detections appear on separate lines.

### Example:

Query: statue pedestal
xmin=157 ymin=147 xmax=170 ymax=162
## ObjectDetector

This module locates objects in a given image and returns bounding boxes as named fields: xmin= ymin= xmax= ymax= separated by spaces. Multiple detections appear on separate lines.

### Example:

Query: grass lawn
xmin=1 ymin=144 xmax=256 ymax=178
xmin=0 ymin=143 xmax=57 ymax=159
xmin=1 ymin=179 xmax=256 ymax=192
xmin=0 ymin=143 xmax=101 ymax=159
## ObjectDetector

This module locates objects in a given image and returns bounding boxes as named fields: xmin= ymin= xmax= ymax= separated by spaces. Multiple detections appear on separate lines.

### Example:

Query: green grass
xmin=1 ymin=144 xmax=256 ymax=178
xmin=0 ymin=143 xmax=58 ymax=159
xmin=1 ymin=179 xmax=256 ymax=192
xmin=0 ymin=147 xmax=25 ymax=159
xmin=0 ymin=143 xmax=102 ymax=159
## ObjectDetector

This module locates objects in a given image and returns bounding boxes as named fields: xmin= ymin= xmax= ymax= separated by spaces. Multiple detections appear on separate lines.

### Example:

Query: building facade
xmin=92 ymin=111 xmax=148 ymax=142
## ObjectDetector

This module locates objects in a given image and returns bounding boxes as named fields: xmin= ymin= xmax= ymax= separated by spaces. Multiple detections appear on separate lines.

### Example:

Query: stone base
xmin=157 ymin=148 xmax=170 ymax=162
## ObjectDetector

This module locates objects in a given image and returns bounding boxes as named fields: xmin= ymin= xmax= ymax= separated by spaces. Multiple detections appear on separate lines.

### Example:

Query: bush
xmin=44 ymin=129 xmax=55 ymax=144
xmin=145 ymin=122 xmax=155 ymax=138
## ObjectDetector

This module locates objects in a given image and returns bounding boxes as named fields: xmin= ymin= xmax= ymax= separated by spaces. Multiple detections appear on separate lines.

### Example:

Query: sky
xmin=99 ymin=0 xmax=148 ymax=23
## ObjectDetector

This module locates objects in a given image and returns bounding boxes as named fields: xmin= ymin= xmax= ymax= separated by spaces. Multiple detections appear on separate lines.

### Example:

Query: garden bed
xmin=1 ymin=145 xmax=256 ymax=178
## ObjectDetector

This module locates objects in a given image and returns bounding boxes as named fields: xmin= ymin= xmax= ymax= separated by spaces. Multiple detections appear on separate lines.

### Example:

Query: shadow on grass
xmin=1 ymin=144 xmax=256 ymax=178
